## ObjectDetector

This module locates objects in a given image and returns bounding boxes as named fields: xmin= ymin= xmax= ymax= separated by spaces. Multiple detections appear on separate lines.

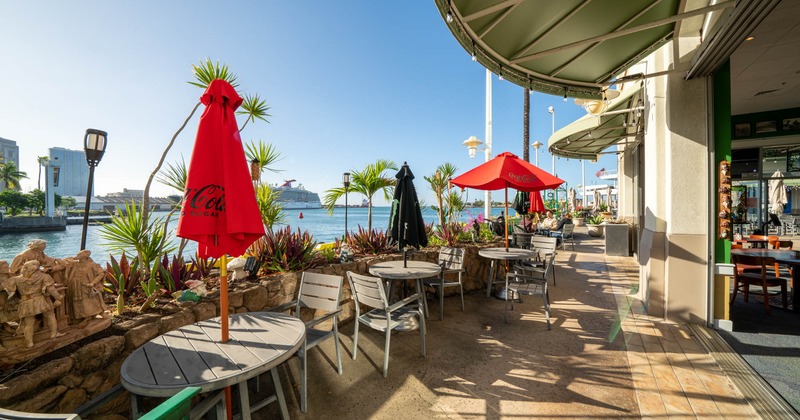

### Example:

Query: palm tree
xmin=424 ymin=163 xmax=458 ymax=228
xmin=323 ymin=159 xmax=397 ymax=232
xmin=37 ymin=156 xmax=49 ymax=190
xmin=0 ymin=161 xmax=28 ymax=191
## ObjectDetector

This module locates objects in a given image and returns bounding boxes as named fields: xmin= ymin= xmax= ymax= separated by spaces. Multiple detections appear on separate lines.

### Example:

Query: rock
xmin=234 ymin=307 xmax=248 ymax=314
xmin=56 ymin=387 xmax=87 ymax=413
xmin=99 ymin=360 xmax=123 ymax=393
xmin=158 ymin=310 xmax=196 ymax=334
xmin=243 ymin=286 xmax=268 ymax=311
xmin=0 ymin=357 xmax=73 ymax=403
xmin=125 ymin=322 xmax=159 ymax=351
xmin=81 ymin=370 xmax=108 ymax=393
xmin=9 ymin=385 xmax=67 ymax=413
xmin=112 ymin=313 xmax=162 ymax=333
xmin=192 ymin=302 xmax=217 ymax=321
xmin=58 ymin=371 xmax=84 ymax=388
xmin=228 ymin=290 xmax=244 ymax=308
xmin=73 ymin=336 xmax=125 ymax=373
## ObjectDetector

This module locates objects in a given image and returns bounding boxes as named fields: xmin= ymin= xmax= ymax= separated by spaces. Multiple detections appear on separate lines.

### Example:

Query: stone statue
xmin=0 ymin=260 xmax=15 ymax=351
xmin=64 ymin=250 xmax=108 ymax=325
xmin=10 ymin=239 xmax=67 ymax=284
xmin=7 ymin=260 xmax=64 ymax=348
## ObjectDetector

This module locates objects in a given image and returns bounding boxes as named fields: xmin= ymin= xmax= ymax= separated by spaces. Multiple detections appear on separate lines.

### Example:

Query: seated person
xmin=520 ymin=213 xmax=535 ymax=233
xmin=550 ymin=213 xmax=574 ymax=244
xmin=538 ymin=211 xmax=558 ymax=234
xmin=491 ymin=211 xmax=506 ymax=236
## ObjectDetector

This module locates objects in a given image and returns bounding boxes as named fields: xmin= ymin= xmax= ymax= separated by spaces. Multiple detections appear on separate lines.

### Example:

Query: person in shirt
xmin=538 ymin=211 xmax=558 ymax=234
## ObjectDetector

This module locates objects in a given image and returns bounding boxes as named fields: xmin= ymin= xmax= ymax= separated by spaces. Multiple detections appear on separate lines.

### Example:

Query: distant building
xmin=49 ymin=147 xmax=90 ymax=196
xmin=0 ymin=137 xmax=21 ymax=190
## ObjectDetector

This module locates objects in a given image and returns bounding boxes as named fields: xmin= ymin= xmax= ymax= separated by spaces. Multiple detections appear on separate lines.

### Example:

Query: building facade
xmin=49 ymin=147 xmax=90 ymax=196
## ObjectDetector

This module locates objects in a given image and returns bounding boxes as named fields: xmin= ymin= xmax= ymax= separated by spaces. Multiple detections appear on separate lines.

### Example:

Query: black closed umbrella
xmin=389 ymin=162 xmax=427 ymax=265
xmin=512 ymin=190 xmax=530 ymax=215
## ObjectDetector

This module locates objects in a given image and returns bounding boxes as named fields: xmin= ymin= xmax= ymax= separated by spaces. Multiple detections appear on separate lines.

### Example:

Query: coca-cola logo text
xmin=182 ymin=184 xmax=225 ymax=217
xmin=507 ymin=172 xmax=538 ymax=184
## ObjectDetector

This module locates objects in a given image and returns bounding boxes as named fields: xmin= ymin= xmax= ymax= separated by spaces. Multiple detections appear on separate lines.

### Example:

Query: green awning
xmin=547 ymin=85 xmax=644 ymax=160
xmin=435 ymin=0 xmax=734 ymax=99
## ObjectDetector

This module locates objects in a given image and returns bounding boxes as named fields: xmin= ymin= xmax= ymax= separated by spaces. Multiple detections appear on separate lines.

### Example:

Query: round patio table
xmin=369 ymin=260 xmax=441 ymax=324
xmin=121 ymin=311 xmax=305 ymax=419
xmin=478 ymin=247 xmax=538 ymax=297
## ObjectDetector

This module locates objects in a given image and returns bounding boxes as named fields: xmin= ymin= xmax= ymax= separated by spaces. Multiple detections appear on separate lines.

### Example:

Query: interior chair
xmin=730 ymin=254 xmax=788 ymax=314
xmin=748 ymin=234 xmax=769 ymax=248
xmin=346 ymin=271 xmax=426 ymax=377
xmin=526 ymin=236 xmax=558 ymax=285
xmin=551 ymin=223 xmax=575 ymax=251
xmin=422 ymin=246 xmax=465 ymax=320
xmin=504 ymin=262 xmax=552 ymax=330
xmin=771 ymin=240 xmax=794 ymax=280
xmin=268 ymin=272 xmax=343 ymax=412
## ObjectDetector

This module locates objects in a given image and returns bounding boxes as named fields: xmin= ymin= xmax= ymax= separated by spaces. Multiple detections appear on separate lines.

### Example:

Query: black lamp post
xmin=343 ymin=172 xmax=350 ymax=239
xmin=81 ymin=129 xmax=107 ymax=250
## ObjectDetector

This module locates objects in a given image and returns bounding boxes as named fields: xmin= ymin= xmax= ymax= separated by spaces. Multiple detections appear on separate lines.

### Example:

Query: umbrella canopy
xmin=769 ymin=170 xmax=787 ymax=214
xmin=389 ymin=162 xmax=427 ymax=253
xmin=529 ymin=191 xmax=545 ymax=213
xmin=568 ymin=188 xmax=577 ymax=212
xmin=177 ymin=79 xmax=265 ymax=343
xmin=451 ymin=152 xmax=564 ymax=249
xmin=593 ymin=190 xmax=602 ymax=211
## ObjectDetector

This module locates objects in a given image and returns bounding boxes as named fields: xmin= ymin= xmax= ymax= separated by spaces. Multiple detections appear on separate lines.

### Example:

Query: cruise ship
xmin=273 ymin=180 xmax=322 ymax=209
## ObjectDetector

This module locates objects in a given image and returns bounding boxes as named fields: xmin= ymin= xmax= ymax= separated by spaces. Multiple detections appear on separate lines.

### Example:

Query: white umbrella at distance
xmin=769 ymin=170 xmax=787 ymax=214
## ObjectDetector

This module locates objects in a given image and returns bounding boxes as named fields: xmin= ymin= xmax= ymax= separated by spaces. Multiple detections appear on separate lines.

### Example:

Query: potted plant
xmin=586 ymin=214 xmax=604 ymax=237
xmin=604 ymin=218 xmax=630 ymax=256
xmin=571 ymin=208 xmax=584 ymax=226
xmin=598 ymin=203 xmax=613 ymax=221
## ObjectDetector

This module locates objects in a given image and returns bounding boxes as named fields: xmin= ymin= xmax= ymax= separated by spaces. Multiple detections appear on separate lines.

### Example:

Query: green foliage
xmin=586 ymin=214 xmax=605 ymax=225
xmin=430 ymin=222 xmax=468 ymax=247
xmin=256 ymin=184 xmax=285 ymax=231
xmin=61 ymin=196 xmax=77 ymax=209
xmin=244 ymin=141 xmax=281 ymax=177
xmin=0 ymin=189 xmax=29 ymax=215
xmin=189 ymin=254 xmax=218 ymax=280
xmin=323 ymin=159 xmax=397 ymax=232
xmin=24 ymin=189 xmax=60 ymax=215
xmin=238 ymin=94 xmax=272 ymax=129
xmin=0 ymin=161 xmax=28 ymax=190
xmin=104 ymin=253 xmax=143 ymax=315
xmin=189 ymin=58 xmax=239 ymax=89
xmin=157 ymin=158 xmax=187 ymax=194
xmin=100 ymin=201 xmax=176 ymax=272
xmin=345 ymin=226 xmax=393 ymax=255
xmin=424 ymin=163 xmax=459 ymax=228
xmin=156 ymin=254 xmax=189 ymax=293
xmin=249 ymin=227 xmax=317 ymax=273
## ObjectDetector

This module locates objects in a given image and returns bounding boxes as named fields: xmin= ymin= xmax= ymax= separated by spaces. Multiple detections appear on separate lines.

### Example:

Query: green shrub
xmin=347 ymin=226 xmax=392 ymax=255
xmin=250 ymin=226 xmax=317 ymax=273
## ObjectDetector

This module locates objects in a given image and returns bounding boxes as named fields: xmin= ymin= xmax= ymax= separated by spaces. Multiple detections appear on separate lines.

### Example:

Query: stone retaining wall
xmin=0 ymin=243 xmax=500 ymax=417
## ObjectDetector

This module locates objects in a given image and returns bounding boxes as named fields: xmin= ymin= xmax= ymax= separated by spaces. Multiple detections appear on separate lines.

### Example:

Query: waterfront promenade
xmin=245 ymin=229 xmax=782 ymax=419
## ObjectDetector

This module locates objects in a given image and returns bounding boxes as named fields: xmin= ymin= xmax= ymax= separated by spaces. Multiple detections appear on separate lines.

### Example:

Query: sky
xmin=0 ymin=1 xmax=617 ymax=207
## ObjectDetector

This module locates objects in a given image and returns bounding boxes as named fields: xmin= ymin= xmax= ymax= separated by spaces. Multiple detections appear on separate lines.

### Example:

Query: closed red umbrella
xmin=451 ymin=152 xmax=564 ymax=249
xmin=177 ymin=79 xmax=265 ymax=342
xmin=529 ymin=190 xmax=546 ymax=213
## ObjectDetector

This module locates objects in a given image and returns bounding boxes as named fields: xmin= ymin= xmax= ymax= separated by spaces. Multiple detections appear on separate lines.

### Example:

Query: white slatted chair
xmin=504 ymin=264 xmax=552 ymax=330
xmin=346 ymin=271 xmax=426 ymax=377
xmin=422 ymin=247 xmax=465 ymax=320
xmin=526 ymin=236 xmax=558 ymax=285
xmin=268 ymin=272 xmax=343 ymax=413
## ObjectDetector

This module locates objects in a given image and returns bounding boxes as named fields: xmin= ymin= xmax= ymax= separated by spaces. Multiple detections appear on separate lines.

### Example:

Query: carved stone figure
xmin=64 ymin=250 xmax=108 ymax=325
xmin=0 ymin=260 xmax=15 ymax=351
xmin=10 ymin=239 xmax=67 ymax=284
xmin=7 ymin=260 xmax=64 ymax=348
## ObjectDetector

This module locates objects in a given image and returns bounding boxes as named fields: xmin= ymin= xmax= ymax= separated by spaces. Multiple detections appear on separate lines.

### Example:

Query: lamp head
xmin=84 ymin=128 xmax=107 ymax=165
xmin=343 ymin=172 xmax=350 ymax=188
xmin=462 ymin=135 xmax=483 ymax=159
xmin=548 ymin=106 xmax=554 ymax=114
xmin=531 ymin=140 xmax=542 ymax=150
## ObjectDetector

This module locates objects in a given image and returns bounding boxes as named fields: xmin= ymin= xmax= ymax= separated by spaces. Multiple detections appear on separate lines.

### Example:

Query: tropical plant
xmin=0 ymin=161 xmax=28 ymax=191
xmin=36 ymin=156 xmax=49 ymax=190
xmin=249 ymin=226 xmax=317 ymax=273
xmin=429 ymin=222 xmax=466 ymax=247
xmin=189 ymin=254 xmax=218 ymax=281
xmin=256 ymin=184 xmax=285 ymax=232
xmin=244 ymin=140 xmax=281 ymax=179
xmin=100 ymin=201 xmax=176 ymax=276
xmin=346 ymin=226 xmax=393 ymax=255
xmin=424 ymin=163 xmax=458 ymax=228
xmin=586 ymin=214 xmax=605 ymax=225
xmin=104 ymin=253 xmax=144 ymax=315
xmin=322 ymin=159 xmax=397 ymax=232
xmin=23 ymin=189 xmax=62 ymax=215
xmin=156 ymin=254 xmax=190 ymax=293
xmin=156 ymin=158 xmax=187 ymax=194
xmin=0 ymin=189 xmax=29 ymax=215
xmin=61 ymin=196 xmax=77 ymax=210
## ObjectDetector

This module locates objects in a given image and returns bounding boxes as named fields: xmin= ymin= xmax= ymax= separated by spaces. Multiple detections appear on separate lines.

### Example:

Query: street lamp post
xmin=463 ymin=135 xmax=491 ymax=218
xmin=343 ymin=172 xmax=350 ymax=239
xmin=548 ymin=106 xmax=555 ymax=175
xmin=531 ymin=140 xmax=542 ymax=167
xmin=80 ymin=129 xmax=107 ymax=250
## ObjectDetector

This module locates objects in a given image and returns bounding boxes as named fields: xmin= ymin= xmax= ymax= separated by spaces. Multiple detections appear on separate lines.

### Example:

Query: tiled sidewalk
xmin=607 ymin=255 xmax=760 ymax=418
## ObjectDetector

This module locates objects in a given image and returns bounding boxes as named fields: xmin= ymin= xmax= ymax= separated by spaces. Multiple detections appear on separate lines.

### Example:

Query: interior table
xmin=732 ymin=238 xmax=770 ymax=248
xmin=369 ymin=260 xmax=441 ymax=320
xmin=121 ymin=311 xmax=305 ymax=419
xmin=478 ymin=247 xmax=538 ymax=297
xmin=731 ymin=248 xmax=800 ymax=312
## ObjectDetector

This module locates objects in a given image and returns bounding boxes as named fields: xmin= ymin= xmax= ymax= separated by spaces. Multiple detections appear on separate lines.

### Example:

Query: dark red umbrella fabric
xmin=450 ymin=152 xmax=564 ymax=191
xmin=177 ymin=79 xmax=265 ymax=259
xmin=529 ymin=190 xmax=546 ymax=213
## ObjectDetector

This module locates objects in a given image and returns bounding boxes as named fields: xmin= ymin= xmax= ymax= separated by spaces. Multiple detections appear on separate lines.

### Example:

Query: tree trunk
xmin=37 ymin=164 xmax=42 ymax=190
xmin=523 ymin=88 xmax=530 ymax=162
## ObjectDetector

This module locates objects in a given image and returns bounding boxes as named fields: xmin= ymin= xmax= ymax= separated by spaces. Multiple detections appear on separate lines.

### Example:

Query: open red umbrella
xmin=529 ymin=190 xmax=546 ymax=213
xmin=177 ymin=79 xmax=265 ymax=342
xmin=451 ymin=152 xmax=563 ymax=249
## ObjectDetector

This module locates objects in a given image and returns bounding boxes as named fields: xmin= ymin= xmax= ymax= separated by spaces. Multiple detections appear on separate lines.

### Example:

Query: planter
xmin=573 ymin=217 xmax=584 ymax=227
xmin=600 ymin=211 xmax=613 ymax=221
xmin=604 ymin=223 xmax=630 ymax=256
xmin=587 ymin=224 xmax=604 ymax=237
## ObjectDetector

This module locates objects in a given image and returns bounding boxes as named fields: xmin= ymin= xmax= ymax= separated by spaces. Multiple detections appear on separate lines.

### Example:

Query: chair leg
xmin=300 ymin=346 xmax=308 ymax=413
xmin=543 ymin=282 xmax=551 ymax=330
xmin=418 ymin=308 xmax=426 ymax=357
xmin=439 ymin=280 xmax=445 ymax=321
xmin=352 ymin=320 xmax=360 ymax=361
xmin=458 ymin=277 xmax=465 ymax=312
xmin=730 ymin=280 xmax=739 ymax=305
xmin=383 ymin=329 xmax=391 ymax=377
xmin=333 ymin=320 xmax=343 ymax=375
xmin=551 ymin=264 xmax=557 ymax=286
xmin=781 ymin=283 xmax=788 ymax=310
xmin=762 ymin=283 xmax=771 ymax=314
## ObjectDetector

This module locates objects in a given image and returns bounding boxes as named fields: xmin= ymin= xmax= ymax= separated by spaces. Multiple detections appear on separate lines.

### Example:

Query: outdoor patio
xmin=241 ymin=229 xmax=768 ymax=419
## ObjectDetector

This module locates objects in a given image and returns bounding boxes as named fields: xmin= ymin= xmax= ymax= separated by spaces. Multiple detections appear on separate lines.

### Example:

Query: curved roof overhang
xmin=548 ymin=85 xmax=644 ymax=160
xmin=435 ymin=0 xmax=734 ymax=99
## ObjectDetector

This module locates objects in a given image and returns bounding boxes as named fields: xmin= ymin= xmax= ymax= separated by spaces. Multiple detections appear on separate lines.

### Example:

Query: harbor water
xmin=0 ymin=207 xmax=507 ymax=266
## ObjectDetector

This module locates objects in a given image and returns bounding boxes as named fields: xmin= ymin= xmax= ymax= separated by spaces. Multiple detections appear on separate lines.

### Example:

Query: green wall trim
xmin=714 ymin=61 xmax=731 ymax=264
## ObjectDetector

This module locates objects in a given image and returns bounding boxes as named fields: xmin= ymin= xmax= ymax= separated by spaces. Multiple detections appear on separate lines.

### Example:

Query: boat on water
xmin=273 ymin=180 xmax=322 ymax=209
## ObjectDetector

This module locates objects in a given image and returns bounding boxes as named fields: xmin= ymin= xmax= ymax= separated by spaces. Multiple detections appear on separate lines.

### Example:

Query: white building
xmin=49 ymin=147 xmax=90 ymax=196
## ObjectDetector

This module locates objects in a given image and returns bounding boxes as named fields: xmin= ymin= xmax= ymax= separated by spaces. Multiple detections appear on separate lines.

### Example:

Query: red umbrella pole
xmin=220 ymin=254 xmax=229 ymax=343
xmin=504 ymin=187 xmax=509 ymax=251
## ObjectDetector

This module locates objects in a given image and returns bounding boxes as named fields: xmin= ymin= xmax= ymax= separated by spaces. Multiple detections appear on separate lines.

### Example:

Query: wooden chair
xmin=268 ymin=272 xmax=343 ymax=412
xmin=730 ymin=254 xmax=788 ymax=314
xmin=422 ymin=246 xmax=465 ymax=320
xmin=748 ymin=234 xmax=769 ymax=248
xmin=771 ymin=240 xmax=794 ymax=280
xmin=346 ymin=271 xmax=426 ymax=377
